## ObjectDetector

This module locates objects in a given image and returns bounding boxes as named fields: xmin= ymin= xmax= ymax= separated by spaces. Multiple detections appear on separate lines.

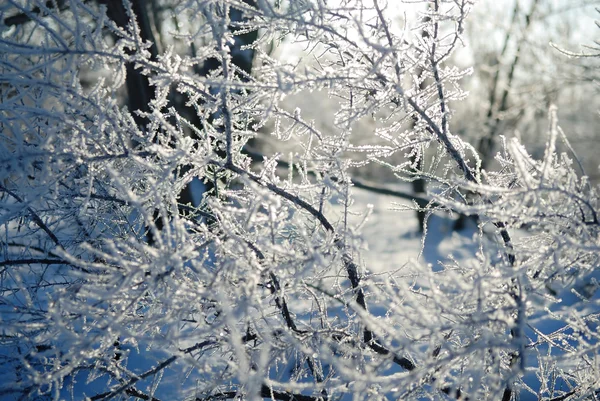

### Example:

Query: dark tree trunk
xmin=101 ymin=0 xmax=259 ymax=238
xmin=179 ymin=1 xmax=259 ymax=209
xmin=103 ymin=0 xmax=158 ymax=129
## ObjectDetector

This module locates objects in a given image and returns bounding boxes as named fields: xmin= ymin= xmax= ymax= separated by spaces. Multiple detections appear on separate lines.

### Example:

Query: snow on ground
xmin=340 ymin=184 xmax=480 ymax=275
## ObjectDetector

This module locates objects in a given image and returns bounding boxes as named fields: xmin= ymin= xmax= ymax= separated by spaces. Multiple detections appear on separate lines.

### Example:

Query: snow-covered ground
xmin=335 ymin=185 xmax=480 ymax=274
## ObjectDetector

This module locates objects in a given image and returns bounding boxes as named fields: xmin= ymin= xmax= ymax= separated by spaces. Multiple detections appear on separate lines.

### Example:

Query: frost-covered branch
xmin=1 ymin=1 xmax=599 ymax=400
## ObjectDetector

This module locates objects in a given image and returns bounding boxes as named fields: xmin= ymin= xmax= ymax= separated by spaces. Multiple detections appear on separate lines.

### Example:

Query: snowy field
xmin=333 ymin=185 xmax=479 ymax=274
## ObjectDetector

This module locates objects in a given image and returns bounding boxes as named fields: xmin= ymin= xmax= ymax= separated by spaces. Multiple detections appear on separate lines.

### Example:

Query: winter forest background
xmin=1 ymin=0 xmax=600 ymax=400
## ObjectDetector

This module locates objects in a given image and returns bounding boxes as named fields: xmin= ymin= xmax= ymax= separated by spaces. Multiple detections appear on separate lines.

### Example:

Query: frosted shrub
xmin=0 ymin=1 xmax=597 ymax=400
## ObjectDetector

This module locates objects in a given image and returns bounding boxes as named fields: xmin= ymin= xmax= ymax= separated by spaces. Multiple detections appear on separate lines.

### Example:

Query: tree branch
xmin=3 ymin=0 xmax=70 ymax=27
xmin=0 ymin=184 xmax=62 ymax=247
xmin=90 ymin=341 xmax=215 ymax=401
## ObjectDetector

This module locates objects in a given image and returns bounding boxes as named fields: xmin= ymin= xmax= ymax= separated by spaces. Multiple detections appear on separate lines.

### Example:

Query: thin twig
xmin=0 ymin=183 xmax=62 ymax=247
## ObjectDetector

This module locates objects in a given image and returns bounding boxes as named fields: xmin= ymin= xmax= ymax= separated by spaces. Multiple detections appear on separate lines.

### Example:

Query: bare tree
xmin=1 ymin=1 xmax=599 ymax=400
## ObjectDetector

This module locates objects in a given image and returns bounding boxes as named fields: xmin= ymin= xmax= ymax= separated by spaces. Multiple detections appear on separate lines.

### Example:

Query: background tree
xmin=456 ymin=0 xmax=600 ymax=174
xmin=1 ymin=1 xmax=599 ymax=401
